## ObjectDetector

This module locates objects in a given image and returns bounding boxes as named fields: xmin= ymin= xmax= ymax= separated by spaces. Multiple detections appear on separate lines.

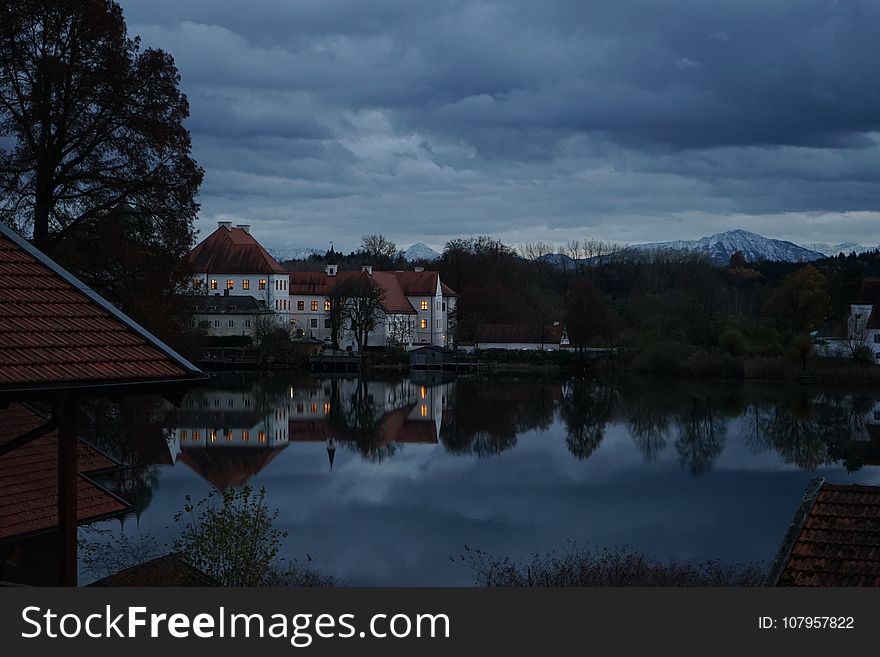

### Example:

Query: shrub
xmin=718 ymin=329 xmax=747 ymax=358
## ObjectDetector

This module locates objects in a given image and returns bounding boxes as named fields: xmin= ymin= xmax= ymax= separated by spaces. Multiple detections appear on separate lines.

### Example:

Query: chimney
xmin=414 ymin=266 xmax=424 ymax=273
xmin=325 ymin=264 xmax=338 ymax=277
xmin=237 ymin=224 xmax=250 ymax=234
xmin=218 ymin=220 xmax=232 ymax=231
xmin=362 ymin=265 xmax=373 ymax=275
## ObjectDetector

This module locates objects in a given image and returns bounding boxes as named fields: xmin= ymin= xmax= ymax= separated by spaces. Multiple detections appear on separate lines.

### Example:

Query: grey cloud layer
xmin=119 ymin=0 xmax=880 ymax=250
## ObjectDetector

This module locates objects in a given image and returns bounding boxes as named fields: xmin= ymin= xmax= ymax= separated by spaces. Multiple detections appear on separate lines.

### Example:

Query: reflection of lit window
xmin=210 ymin=430 xmax=217 ymax=443
xmin=242 ymin=430 xmax=249 ymax=442
xmin=180 ymin=430 xmax=187 ymax=440
xmin=193 ymin=430 xmax=200 ymax=441
xmin=311 ymin=403 xmax=318 ymax=413
xmin=226 ymin=430 xmax=233 ymax=442
xmin=420 ymin=385 xmax=427 ymax=399
xmin=259 ymin=431 xmax=266 ymax=444
xmin=420 ymin=404 xmax=428 ymax=417
xmin=323 ymin=402 xmax=331 ymax=414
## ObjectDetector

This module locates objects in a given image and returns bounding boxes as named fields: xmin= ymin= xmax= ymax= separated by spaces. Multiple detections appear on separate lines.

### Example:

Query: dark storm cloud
xmin=118 ymin=0 xmax=880 ymax=250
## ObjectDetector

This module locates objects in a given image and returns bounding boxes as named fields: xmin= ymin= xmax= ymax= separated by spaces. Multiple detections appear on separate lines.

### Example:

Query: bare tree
xmin=360 ymin=234 xmax=398 ymax=268
xmin=339 ymin=275 xmax=386 ymax=351
xmin=386 ymin=315 xmax=414 ymax=348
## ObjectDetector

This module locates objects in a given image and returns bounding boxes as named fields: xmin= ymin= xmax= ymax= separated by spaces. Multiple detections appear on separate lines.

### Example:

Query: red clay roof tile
xmin=188 ymin=225 xmax=287 ymax=274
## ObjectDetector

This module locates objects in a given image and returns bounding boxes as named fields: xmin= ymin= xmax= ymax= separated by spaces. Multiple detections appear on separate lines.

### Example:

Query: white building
xmin=188 ymin=221 xmax=292 ymax=335
xmin=815 ymin=278 xmax=880 ymax=361
xmin=288 ymin=264 xmax=457 ymax=350
xmin=459 ymin=323 xmax=570 ymax=352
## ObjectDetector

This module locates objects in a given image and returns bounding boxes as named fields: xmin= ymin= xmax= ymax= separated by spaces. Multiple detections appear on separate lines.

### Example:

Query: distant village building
xmin=461 ymin=323 xmax=570 ymax=352
xmin=187 ymin=221 xmax=292 ymax=338
xmin=814 ymin=278 xmax=880 ymax=361
xmin=191 ymin=295 xmax=274 ymax=338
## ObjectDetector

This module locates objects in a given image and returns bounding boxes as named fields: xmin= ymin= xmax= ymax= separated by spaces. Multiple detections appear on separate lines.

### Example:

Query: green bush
xmin=718 ymin=329 xmax=747 ymax=358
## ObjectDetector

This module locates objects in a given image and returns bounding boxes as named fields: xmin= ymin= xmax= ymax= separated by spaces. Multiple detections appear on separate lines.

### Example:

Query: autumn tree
xmin=765 ymin=265 xmax=832 ymax=339
xmin=0 ymin=0 xmax=202 ymax=342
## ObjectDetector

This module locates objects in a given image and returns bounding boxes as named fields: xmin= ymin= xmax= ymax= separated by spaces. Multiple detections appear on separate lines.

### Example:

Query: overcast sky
xmin=119 ymin=0 xmax=880 ymax=252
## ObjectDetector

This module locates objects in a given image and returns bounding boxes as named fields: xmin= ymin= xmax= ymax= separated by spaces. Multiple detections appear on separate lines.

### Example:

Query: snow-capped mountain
xmin=802 ymin=242 xmax=878 ymax=257
xmin=632 ymin=229 xmax=825 ymax=265
xmin=269 ymin=247 xmax=325 ymax=262
xmin=404 ymin=242 xmax=441 ymax=261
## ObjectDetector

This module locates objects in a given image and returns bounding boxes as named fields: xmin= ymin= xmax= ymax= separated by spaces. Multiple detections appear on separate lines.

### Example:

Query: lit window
xmin=210 ymin=279 xmax=218 ymax=290
xmin=311 ymin=300 xmax=319 ymax=311
xmin=193 ymin=278 xmax=202 ymax=288
xmin=226 ymin=279 xmax=234 ymax=289
xmin=297 ymin=300 xmax=304 ymax=311
xmin=259 ymin=431 xmax=266 ymax=444
xmin=421 ymin=301 xmax=429 ymax=311
xmin=420 ymin=319 xmax=428 ymax=329
xmin=324 ymin=300 xmax=332 ymax=311
xmin=420 ymin=404 xmax=428 ymax=417
xmin=243 ymin=279 xmax=250 ymax=290
xmin=242 ymin=430 xmax=249 ymax=442
xmin=259 ymin=279 xmax=267 ymax=290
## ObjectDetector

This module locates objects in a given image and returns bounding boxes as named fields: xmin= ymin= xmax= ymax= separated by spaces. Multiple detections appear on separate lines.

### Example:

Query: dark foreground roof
xmin=769 ymin=478 xmax=880 ymax=586
xmin=89 ymin=554 xmax=218 ymax=587
xmin=0 ymin=223 xmax=204 ymax=397
xmin=0 ymin=404 xmax=128 ymax=542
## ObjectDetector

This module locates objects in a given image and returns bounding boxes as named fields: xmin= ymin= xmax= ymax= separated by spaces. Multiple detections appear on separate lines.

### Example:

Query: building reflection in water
xmin=164 ymin=375 xmax=453 ymax=487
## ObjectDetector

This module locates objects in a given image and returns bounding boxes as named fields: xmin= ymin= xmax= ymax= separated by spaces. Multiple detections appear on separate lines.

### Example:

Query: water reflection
xmin=73 ymin=373 xmax=880 ymax=585
xmin=141 ymin=375 xmax=880 ymax=487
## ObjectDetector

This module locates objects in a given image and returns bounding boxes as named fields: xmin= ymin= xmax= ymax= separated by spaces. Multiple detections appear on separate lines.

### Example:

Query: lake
xmin=80 ymin=372 xmax=880 ymax=585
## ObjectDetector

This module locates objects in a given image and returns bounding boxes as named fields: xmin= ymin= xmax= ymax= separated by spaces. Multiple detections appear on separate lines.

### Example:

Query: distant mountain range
xmin=269 ymin=243 xmax=441 ymax=263
xmin=802 ymin=242 xmax=878 ymax=257
xmin=631 ymin=229 xmax=825 ymax=265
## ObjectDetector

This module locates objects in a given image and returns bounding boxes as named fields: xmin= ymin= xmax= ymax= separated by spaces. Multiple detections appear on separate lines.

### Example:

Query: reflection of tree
xmin=559 ymin=380 xmax=616 ymax=460
xmin=327 ymin=379 xmax=396 ymax=462
xmin=674 ymin=398 xmax=726 ymax=476
xmin=439 ymin=379 xmax=560 ymax=457
xmin=626 ymin=408 xmax=670 ymax=462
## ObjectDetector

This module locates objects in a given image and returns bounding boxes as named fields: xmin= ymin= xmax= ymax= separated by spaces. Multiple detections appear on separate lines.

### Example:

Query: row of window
xmin=203 ymin=278 xmax=268 ymax=291
xmin=180 ymin=429 xmax=268 ymax=444
xmin=198 ymin=319 xmax=253 ymax=329
xmin=275 ymin=299 xmax=289 ymax=310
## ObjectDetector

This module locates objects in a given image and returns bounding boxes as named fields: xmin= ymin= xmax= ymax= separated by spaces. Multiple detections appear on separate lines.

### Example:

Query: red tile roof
xmin=0 ymin=404 xmax=127 ymax=541
xmin=476 ymin=323 xmax=566 ymax=345
xmin=188 ymin=225 xmax=287 ymax=274
xmin=440 ymin=282 xmax=458 ymax=298
xmin=176 ymin=446 xmax=286 ymax=491
xmin=289 ymin=270 xmax=417 ymax=315
xmin=393 ymin=271 xmax=439 ymax=296
xmin=289 ymin=405 xmax=438 ymax=445
xmin=771 ymin=480 xmax=880 ymax=586
xmin=0 ymin=225 xmax=202 ymax=393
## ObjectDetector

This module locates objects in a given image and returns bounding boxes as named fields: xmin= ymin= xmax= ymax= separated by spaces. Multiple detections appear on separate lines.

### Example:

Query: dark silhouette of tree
xmin=339 ymin=274 xmax=385 ymax=350
xmin=0 ymin=0 xmax=202 ymax=345
xmin=359 ymin=234 xmax=399 ymax=269
xmin=765 ymin=265 xmax=832 ymax=339
xmin=565 ymin=278 xmax=611 ymax=349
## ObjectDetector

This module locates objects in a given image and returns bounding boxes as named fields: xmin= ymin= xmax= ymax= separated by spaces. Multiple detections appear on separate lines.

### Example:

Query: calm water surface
xmin=82 ymin=373 xmax=880 ymax=585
